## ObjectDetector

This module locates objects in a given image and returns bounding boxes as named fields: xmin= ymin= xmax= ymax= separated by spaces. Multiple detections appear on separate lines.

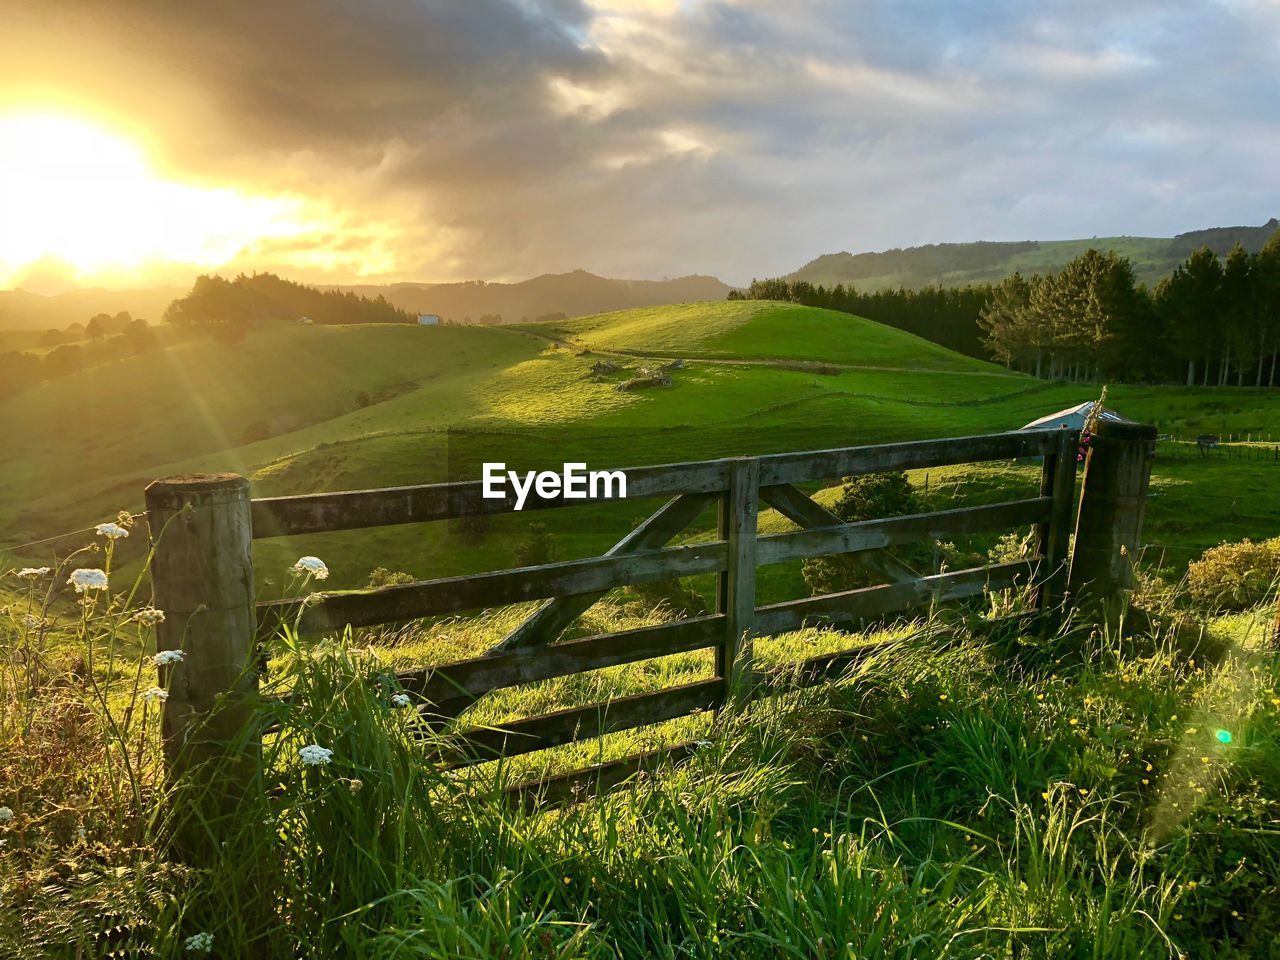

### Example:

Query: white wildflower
xmin=68 ymin=568 xmax=109 ymax=593
xmin=21 ymin=614 xmax=46 ymax=630
xmin=291 ymin=556 xmax=329 ymax=580
xmin=391 ymin=693 xmax=412 ymax=708
xmin=153 ymin=649 xmax=185 ymax=666
xmin=298 ymin=744 xmax=333 ymax=766
xmin=142 ymin=687 xmax=168 ymax=703
xmin=95 ymin=522 xmax=130 ymax=540
xmin=0 ymin=807 xmax=12 ymax=822
xmin=15 ymin=567 xmax=50 ymax=580
xmin=132 ymin=607 xmax=166 ymax=626
xmin=184 ymin=932 xmax=214 ymax=953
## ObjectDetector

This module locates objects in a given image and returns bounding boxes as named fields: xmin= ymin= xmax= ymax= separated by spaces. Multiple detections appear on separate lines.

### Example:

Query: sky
xmin=1 ymin=0 xmax=1278 ymax=291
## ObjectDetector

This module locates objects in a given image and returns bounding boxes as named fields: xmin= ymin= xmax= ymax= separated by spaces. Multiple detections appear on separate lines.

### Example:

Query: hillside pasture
xmin=2 ymin=301 xmax=1278 ymax=593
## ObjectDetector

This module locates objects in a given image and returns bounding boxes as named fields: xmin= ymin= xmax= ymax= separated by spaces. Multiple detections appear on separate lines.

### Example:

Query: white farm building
xmin=1021 ymin=401 xmax=1134 ymax=432
xmin=417 ymin=314 xmax=441 ymax=326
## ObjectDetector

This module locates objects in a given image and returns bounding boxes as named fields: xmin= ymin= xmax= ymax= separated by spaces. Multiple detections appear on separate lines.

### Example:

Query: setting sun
xmin=0 ymin=113 xmax=310 ymax=287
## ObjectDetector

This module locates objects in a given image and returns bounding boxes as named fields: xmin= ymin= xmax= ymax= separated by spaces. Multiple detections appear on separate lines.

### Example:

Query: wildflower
xmin=95 ymin=522 xmax=130 ymax=540
xmin=15 ymin=567 xmax=50 ymax=579
xmin=132 ymin=607 xmax=166 ymax=626
xmin=0 ymin=807 xmax=12 ymax=822
xmin=68 ymin=568 xmax=109 ymax=593
xmin=348 ymin=779 xmax=364 ymax=794
xmin=21 ymin=614 xmax=46 ymax=630
xmin=298 ymin=744 xmax=333 ymax=766
xmin=391 ymin=693 xmax=412 ymax=708
xmin=1069 ymin=718 xmax=1079 ymax=726
xmin=142 ymin=687 xmax=168 ymax=703
xmin=184 ymin=932 xmax=214 ymax=953
xmin=291 ymin=556 xmax=329 ymax=580
xmin=153 ymin=649 xmax=185 ymax=666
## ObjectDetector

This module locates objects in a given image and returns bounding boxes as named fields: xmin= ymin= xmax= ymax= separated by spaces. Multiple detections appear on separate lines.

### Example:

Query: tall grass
xmin=2 ymin=528 xmax=1279 ymax=957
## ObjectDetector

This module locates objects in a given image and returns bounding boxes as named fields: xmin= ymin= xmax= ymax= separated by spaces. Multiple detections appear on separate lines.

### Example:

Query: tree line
xmin=731 ymin=233 xmax=1280 ymax=386
xmin=164 ymin=273 xmax=412 ymax=328
xmin=979 ymin=238 xmax=1280 ymax=385
xmin=1 ymin=316 xmax=160 ymax=401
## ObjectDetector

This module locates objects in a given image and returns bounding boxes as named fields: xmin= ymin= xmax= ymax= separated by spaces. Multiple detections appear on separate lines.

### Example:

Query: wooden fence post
xmin=1036 ymin=428 xmax=1080 ymax=621
xmin=718 ymin=457 xmax=759 ymax=701
xmin=145 ymin=473 xmax=259 ymax=846
xmin=1068 ymin=421 xmax=1157 ymax=615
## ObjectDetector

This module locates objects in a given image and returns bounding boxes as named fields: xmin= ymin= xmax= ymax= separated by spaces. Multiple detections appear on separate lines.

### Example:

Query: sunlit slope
xmin=0 ymin=324 xmax=541 ymax=536
xmin=5 ymin=305 xmax=1278 ymax=591
xmin=519 ymin=300 xmax=1011 ymax=374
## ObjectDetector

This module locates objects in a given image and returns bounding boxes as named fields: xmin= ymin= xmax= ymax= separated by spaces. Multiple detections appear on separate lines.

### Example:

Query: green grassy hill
xmin=515 ymin=300 xmax=1010 ymax=374
xmin=789 ymin=219 xmax=1280 ymax=290
xmin=3 ymin=300 xmax=1278 ymax=595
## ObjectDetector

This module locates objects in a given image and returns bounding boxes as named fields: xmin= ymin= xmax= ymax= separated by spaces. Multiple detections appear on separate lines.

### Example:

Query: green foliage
xmin=164 ymin=272 xmax=412 ymax=326
xmin=515 ymin=522 xmax=559 ymax=567
xmin=802 ymin=472 xmax=929 ymax=595
xmin=5 ymin=551 xmax=1280 ymax=957
xmin=1187 ymin=537 xmax=1280 ymax=610
xmin=366 ymin=566 xmax=416 ymax=589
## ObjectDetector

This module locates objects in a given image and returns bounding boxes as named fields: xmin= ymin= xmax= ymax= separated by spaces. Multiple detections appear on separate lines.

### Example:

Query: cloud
xmin=2 ymin=0 xmax=1277 ymax=285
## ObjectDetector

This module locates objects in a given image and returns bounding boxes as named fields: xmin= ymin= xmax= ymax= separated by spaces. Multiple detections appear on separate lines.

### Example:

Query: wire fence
xmin=1156 ymin=435 xmax=1280 ymax=463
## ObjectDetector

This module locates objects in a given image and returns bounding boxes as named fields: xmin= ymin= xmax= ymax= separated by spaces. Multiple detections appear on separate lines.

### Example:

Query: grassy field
xmin=3 ymin=300 xmax=1279 ymax=595
xmin=513 ymin=300 xmax=1012 ymax=373
xmin=3 ymin=544 xmax=1278 ymax=957
xmin=3 ymin=299 xmax=1280 ymax=957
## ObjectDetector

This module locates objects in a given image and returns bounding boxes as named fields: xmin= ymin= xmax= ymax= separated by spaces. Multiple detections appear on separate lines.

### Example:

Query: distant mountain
xmin=0 ymin=286 xmax=185 ymax=332
xmin=788 ymin=218 xmax=1280 ymax=291
xmin=0 ymin=270 xmax=733 ymax=333
xmin=334 ymin=270 xmax=734 ymax=324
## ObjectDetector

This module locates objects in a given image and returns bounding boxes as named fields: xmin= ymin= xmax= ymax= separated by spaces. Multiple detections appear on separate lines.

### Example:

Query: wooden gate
xmin=144 ymin=422 xmax=1156 ymax=811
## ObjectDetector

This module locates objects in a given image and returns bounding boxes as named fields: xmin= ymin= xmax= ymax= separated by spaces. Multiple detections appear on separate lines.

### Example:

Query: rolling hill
xmin=0 ymin=285 xmax=184 ymax=332
xmin=2 ymin=300 xmax=1277 ymax=594
xmin=334 ymin=270 xmax=733 ymax=324
xmin=512 ymin=300 xmax=1011 ymax=375
xmin=788 ymin=218 xmax=1280 ymax=290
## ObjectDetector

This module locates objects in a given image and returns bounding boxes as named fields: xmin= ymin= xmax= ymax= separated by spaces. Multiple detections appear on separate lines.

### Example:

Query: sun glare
xmin=0 ymin=113 xmax=311 ymax=287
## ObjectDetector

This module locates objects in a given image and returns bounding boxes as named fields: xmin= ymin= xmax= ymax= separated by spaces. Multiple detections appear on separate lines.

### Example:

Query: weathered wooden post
xmin=1036 ymin=428 xmax=1081 ymax=621
xmin=718 ymin=457 xmax=759 ymax=701
xmin=1068 ymin=421 xmax=1157 ymax=616
xmin=145 ymin=473 xmax=259 ymax=847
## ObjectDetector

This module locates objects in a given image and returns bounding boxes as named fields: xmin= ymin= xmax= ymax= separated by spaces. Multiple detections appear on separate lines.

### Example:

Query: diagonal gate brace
xmin=759 ymin=483 xmax=919 ymax=584
xmin=488 ymin=492 xmax=717 ymax=655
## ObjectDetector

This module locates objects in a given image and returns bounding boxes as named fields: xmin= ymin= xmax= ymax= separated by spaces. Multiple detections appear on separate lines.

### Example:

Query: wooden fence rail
xmin=145 ymin=422 xmax=1156 ymax=826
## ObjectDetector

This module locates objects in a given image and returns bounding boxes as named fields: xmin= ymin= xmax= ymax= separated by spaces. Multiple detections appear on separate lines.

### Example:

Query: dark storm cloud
xmin=4 ymin=0 xmax=1278 ymax=283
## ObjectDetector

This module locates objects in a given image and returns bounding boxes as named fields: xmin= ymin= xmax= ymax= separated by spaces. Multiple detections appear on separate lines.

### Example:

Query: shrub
xmin=801 ymin=471 xmax=929 ymax=594
xmin=515 ymin=522 xmax=558 ymax=567
xmin=1186 ymin=536 xmax=1280 ymax=610
xmin=367 ymin=567 xmax=415 ymax=589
